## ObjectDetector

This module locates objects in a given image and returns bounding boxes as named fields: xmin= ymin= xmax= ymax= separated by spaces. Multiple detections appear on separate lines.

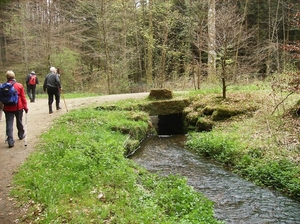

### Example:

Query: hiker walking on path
xmin=2 ymin=70 xmax=28 ymax=148
xmin=43 ymin=67 xmax=62 ymax=114
xmin=25 ymin=71 xmax=39 ymax=103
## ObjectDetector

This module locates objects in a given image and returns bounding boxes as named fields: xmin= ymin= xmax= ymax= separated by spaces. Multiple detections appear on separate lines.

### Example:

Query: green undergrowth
xmin=186 ymin=130 xmax=300 ymax=200
xmin=11 ymin=107 xmax=222 ymax=223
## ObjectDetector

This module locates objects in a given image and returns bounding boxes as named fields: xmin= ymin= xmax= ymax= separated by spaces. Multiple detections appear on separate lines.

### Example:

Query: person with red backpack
xmin=25 ymin=71 xmax=39 ymax=103
xmin=2 ymin=70 xmax=28 ymax=148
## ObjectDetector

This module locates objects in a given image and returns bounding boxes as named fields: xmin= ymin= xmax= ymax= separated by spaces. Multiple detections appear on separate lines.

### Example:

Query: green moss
xmin=148 ymin=88 xmax=173 ymax=100
xmin=196 ymin=118 xmax=214 ymax=131
xmin=202 ymin=106 xmax=215 ymax=116
xmin=211 ymin=107 xmax=237 ymax=121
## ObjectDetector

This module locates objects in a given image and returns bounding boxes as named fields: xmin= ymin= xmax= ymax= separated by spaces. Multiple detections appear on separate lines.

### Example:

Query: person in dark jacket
xmin=43 ymin=67 xmax=61 ymax=114
xmin=25 ymin=71 xmax=39 ymax=102
xmin=3 ymin=70 xmax=28 ymax=148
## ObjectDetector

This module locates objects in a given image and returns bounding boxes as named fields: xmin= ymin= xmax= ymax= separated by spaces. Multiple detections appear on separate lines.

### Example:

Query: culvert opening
xmin=150 ymin=113 xmax=187 ymax=135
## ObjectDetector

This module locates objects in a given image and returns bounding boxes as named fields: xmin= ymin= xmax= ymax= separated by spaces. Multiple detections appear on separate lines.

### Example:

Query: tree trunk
xmin=100 ymin=1 xmax=112 ymax=94
xmin=208 ymin=0 xmax=216 ymax=78
xmin=222 ymin=77 xmax=226 ymax=99
xmin=0 ymin=21 xmax=4 ymax=67
xmin=160 ymin=28 xmax=168 ymax=88
xmin=197 ymin=56 xmax=202 ymax=90
xmin=146 ymin=0 xmax=153 ymax=87
xmin=221 ymin=58 xmax=226 ymax=99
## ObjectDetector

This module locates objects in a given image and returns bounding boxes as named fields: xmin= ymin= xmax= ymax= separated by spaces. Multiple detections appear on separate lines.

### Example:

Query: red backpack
xmin=29 ymin=75 xmax=37 ymax=85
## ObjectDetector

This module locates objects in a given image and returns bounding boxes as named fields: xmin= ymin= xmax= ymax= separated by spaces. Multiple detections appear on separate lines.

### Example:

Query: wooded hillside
xmin=0 ymin=0 xmax=299 ymax=94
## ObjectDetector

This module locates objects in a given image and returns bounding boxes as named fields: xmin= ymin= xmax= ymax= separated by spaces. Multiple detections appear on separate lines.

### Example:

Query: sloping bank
xmin=183 ymin=92 xmax=300 ymax=202
xmin=11 ymin=103 xmax=223 ymax=223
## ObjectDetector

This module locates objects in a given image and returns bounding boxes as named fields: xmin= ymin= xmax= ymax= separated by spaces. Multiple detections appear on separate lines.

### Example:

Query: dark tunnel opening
xmin=151 ymin=113 xmax=187 ymax=135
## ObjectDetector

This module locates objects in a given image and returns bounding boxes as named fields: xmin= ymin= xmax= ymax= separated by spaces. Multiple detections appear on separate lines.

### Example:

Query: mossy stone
xmin=196 ymin=118 xmax=214 ymax=131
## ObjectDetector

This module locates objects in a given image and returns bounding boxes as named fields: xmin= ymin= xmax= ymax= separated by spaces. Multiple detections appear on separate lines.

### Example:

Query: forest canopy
xmin=0 ymin=0 xmax=299 ymax=94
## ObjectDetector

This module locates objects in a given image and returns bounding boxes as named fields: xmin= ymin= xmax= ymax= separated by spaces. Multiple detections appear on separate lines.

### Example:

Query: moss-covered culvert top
xmin=141 ymin=99 xmax=191 ymax=116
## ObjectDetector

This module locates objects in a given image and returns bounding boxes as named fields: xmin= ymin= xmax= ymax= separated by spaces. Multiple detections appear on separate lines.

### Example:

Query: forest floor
xmin=0 ymin=92 xmax=148 ymax=224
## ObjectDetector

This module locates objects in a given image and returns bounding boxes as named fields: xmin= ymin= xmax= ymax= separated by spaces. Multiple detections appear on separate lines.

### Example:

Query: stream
xmin=130 ymin=135 xmax=300 ymax=224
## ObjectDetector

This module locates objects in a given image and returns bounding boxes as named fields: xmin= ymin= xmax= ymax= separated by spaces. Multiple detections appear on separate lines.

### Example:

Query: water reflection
xmin=130 ymin=135 xmax=300 ymax=224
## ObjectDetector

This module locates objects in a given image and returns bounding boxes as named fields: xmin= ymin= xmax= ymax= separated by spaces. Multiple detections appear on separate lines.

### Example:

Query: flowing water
xmin=130 ymin=135 xmax=300 ymax=224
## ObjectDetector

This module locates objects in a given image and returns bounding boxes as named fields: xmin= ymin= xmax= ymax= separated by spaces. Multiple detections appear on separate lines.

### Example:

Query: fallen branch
xmin=271 ymin=92 xmax=294 ymax=115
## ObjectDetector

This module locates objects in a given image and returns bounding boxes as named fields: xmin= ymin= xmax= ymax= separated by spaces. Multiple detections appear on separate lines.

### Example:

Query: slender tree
xmin=207 ymin=0 xmax=216 ymax=78
xmin=189 ymin=1 xmax=208 ymax=89
xmin=146 ymin=0 xmax=154 ymax=87
xmin=214 ymin=2 xmax=255 ymax=99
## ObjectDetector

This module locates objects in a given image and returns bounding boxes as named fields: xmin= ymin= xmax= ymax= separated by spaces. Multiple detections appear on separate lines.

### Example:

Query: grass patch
xmin=186 ymin=131 xmax=245 ymax=167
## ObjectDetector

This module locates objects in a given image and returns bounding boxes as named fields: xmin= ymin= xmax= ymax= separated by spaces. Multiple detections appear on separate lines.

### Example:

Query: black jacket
xmin=43 ymin=73 xmax=61 ymax=91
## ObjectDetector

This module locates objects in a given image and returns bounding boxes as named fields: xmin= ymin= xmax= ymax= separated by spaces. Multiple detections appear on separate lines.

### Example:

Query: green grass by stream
xmin=11 ymin=106 xmax=222 ymax=223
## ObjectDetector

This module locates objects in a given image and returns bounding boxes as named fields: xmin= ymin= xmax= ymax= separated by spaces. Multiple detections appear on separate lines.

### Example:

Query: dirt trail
xmin=0 ymin=92 xmax=148 ymax=223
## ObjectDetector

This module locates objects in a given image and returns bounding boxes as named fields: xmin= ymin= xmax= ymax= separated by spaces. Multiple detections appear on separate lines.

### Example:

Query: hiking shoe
xmin=7 ymin=139 xmax=15 ymax=148
xmin=19 ymin=135 xmax=25 ymax=140
xmin=57 ymin=107 xmax=62 ymax=110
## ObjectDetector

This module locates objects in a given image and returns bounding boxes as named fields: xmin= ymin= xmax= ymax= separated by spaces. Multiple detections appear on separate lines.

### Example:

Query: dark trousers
xmin=47 ymin=86 xmax=60 ymax=109
xmin=5 ymin=110 xmax=24 ymax=145
xmin=27 ymin=85 xmax=36 ymax=102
